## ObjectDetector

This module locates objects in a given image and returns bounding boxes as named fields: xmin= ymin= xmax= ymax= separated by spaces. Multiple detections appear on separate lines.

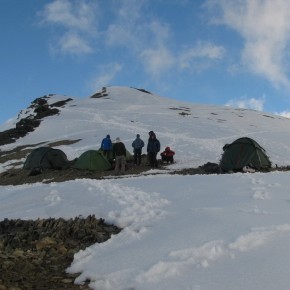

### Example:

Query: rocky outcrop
xmin=90 ymin=87 xmax=108 ymax=98
xmin=0 ymin=96 xmax=72 ymax=146
xmin=0 ymin=215 xmax=121 ymax=289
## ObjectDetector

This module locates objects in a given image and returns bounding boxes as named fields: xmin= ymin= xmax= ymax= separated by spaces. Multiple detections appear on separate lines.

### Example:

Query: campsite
xmin=2 ymin=87 xmax=290 ymax=290
xmin=0 ymin=137 xmax=278 ymax=186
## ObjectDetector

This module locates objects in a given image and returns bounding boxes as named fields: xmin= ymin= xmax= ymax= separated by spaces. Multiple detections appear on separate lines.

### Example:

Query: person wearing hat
xmin=147 ymin=132 xmax=160 ymax=168
xmin=113 ymin=137 xmax=127 ymax=175
xmin=160 ymin=146 xmax=175 ymax=164
xmin=101 ymin=134 xmax=112 ymax=159
xmin=148 ymin=131 xmax=155 ymax=138
xmin=132 ymin=134 xmax=144 ymax=165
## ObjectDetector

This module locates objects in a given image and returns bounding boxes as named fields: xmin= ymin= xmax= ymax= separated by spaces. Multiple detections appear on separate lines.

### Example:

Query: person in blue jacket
xmin=101 ymin=134 xmax=112 ymax=158
xmin=132 ymin=134 xmax=144 ymax=165
xmin=147 ymin=132 xmax=160 ymax=168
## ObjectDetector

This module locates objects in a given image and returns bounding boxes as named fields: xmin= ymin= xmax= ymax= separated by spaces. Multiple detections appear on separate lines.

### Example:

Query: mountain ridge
xmin=1 ymin=86 xmax=290 ymax=172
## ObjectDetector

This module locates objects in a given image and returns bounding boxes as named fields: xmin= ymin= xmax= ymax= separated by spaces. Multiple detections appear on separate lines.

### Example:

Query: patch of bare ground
xmin=0 ymin=141 xmax=169 ymax=185
xmin=0 ymin=215 xmax=121 ymax=290
xmin=0 ymin=162 xmax=158 ymax=185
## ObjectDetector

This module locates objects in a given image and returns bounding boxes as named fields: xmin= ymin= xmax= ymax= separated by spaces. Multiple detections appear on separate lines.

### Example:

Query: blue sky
xmin=2 ymin=0 xmax=290 ymax=124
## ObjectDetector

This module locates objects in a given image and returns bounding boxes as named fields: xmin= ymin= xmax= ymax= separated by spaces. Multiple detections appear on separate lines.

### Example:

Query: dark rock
xmin=50 ymin=98 xmax=73 ymax=107
xmin=0 ymin=96 xmax=72 ymax=146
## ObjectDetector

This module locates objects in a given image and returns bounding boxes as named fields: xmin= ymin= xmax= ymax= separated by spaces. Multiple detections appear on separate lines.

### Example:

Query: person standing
xmin=147 ymin=132 xmax=160 ymax=168
xmin=132 ymin=134 xmax=144 ymax=165
xmin=148 ymin=131 xmax=155 ymax=138
xmin=101 ymin=134 xmax=112 ymax=159
xmin=113 ymin=137 xmax=127 ymax=175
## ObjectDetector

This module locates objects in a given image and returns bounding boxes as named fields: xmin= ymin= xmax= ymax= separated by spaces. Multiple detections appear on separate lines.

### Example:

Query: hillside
xmin=1 ymin=86 xmax=290 ymax=174
xmin=2 ymin=87 xmax=290 ymax=290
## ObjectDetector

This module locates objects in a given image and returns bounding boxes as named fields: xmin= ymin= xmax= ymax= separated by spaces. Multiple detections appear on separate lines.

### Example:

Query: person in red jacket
xmin=160 ymin=146 xmax=175 ymax=164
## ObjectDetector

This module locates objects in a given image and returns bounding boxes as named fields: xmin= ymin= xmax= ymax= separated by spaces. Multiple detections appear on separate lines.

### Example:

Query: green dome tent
xmin=23 ymin=147 xmax=69 ymax=170
xmin=219 ymin=137 xmax=271 ymax=172
xmin=74 ymin=150 xmax=112 ymax=171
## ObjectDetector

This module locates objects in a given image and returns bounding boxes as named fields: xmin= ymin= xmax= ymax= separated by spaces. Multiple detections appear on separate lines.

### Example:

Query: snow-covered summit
xmin=1 ymin=86 xmax=290 ymax=169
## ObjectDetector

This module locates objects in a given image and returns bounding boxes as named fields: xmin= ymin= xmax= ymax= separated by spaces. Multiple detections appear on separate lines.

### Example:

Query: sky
xmin=2 ymin=0 xmax=290 ymax=125
xmin=2 ymin=87 xmax=290 ymax=289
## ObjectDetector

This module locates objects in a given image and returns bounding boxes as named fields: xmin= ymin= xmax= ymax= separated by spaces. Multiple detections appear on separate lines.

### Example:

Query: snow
xmin=1 ymin=86 xmax=290 ymax=289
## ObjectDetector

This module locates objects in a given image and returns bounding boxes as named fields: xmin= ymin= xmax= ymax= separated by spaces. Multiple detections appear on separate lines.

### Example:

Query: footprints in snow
xmin=249 ymin=175 xmax=279 ymax=200
xmin=44 ymin=189 xmax=61 ymax=206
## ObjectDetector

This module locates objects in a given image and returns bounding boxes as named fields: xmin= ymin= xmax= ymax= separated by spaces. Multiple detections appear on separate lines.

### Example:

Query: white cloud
xmin=88 ymin=63 xmax=123 ymax=91
xmin=105 ymin=4 xmax=171 ymax=47
xmin=207 ymin=0 xmax=290 ymax=89
xmin=137 ymin=14 xmax=224 ymax=76
xmin=117 ymin=0 xmax=146 ymax=21
xmin=179 ymin=42 xmax=225 ymax=70
xmin=225 ymin=96 xmax=265 ymax=111
xmin=104 ymin=2 xmax=175 ymax=77
xmin=104 ymin=1 xmax=223 ymax=77
xmin=149 ymin=21 xmax=171 ymax=46
xmin=105 ymin=0 xmax=145 ymax=48
xmin=140 ymin=46 xmax=175 ymax=76
xmin=275 ymin=111 xmax=290 ymax=118
xmin=38 ymin=1 xmax=226 ymax=76
xmin=40 ymin=0 xmax=98 ymax=30
xmin=138 ymin=21 xmax=176 ymax=75
xmin=106 ymin=24 xmax=135 ymax=47
xmin=39 ymin=0 xmax=98 ymax=55
xmin=57 ymin=32 xmax=93 ymax=55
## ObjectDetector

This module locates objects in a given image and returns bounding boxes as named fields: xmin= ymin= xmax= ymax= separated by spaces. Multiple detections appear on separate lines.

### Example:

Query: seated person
xmin=160 ymin=146 xmax=175 ymax=163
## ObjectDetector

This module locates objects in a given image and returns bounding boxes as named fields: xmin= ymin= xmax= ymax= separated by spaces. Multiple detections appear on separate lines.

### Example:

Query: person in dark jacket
xmin=101 ymin=134 xmax=112 ymax=159
xmin=160 ymin=146 xmax=175 ymax=163
xmin=113 ymin=137 xmax=127 ymax=175
xmin=148 ymin=131 xmax=155 ymax=138
xmin=147 ymin=133 xmax=160 ymax=168
xmin=132 ymin=134 xmax=144 ymax=165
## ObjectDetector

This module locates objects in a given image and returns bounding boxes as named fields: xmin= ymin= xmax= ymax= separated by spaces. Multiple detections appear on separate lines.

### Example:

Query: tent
xmin=74 ymin=150 xmax=112 ymax=171
xmin=23 ymin=147 xmax=69 ymax=170
xmin=219 ymin=137 xmax=271 ymax=172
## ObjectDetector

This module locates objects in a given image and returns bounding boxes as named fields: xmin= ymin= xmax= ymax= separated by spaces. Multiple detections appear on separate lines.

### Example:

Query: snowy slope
xmin=1 ymin=86 xmax=290 ymax=290
xmin=1 ymin=86 xmax=290 ymax=168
